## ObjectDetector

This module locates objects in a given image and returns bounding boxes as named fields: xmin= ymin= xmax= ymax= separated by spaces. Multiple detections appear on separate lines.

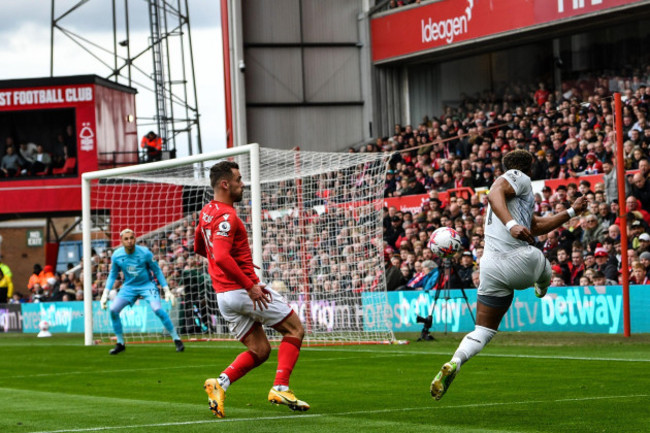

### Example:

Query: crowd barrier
xmin=2 ymin=286 xmax=648 ymax=335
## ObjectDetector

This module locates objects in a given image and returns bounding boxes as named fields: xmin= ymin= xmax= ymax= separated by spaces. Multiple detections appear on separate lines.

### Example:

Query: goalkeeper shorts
xmin=217 ymin=287 xmax=294 ymax=340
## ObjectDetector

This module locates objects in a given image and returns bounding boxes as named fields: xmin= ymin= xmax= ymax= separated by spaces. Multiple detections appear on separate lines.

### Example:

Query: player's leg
xmin=432 ymin=251 xmax=513 ymax=400
xmin=205 ymin=323 xmax=270 ymax=418
xmin=431 ymin=297 xmax=509 ymax=400
xmin=268 ymin=312 xmax=309 ymax=411
xmin=108 ymin=296 xmax=130 ymax=354
xmin=204 ymin=290 xmax=270 ymax=418
xmin=534 ymin=253 xmax=553 ymax=298
xmin=146 ymin=288 xmax=184 ymax=351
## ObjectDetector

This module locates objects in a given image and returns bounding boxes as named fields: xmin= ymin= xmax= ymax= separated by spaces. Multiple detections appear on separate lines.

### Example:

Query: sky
xmin=0 ymin=0 xmax=227 ymax=157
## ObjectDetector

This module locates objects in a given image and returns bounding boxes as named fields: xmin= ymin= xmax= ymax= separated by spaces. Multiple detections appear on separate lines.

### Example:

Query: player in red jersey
xmin=197 ymin=160 xmax=309 ymax=418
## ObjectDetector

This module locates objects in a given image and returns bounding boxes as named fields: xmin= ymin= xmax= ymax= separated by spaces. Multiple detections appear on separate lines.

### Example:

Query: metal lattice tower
xmin=50 ymin=0 xmax=203 ymax=157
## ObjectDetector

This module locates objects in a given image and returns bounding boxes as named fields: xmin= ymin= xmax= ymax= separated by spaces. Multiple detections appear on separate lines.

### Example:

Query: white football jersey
xmin=484 ymin=169 xmax=535 ymax=252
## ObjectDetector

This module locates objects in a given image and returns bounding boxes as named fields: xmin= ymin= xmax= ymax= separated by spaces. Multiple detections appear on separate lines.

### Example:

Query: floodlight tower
xmin=49 ymin=0 xmax=203 ymax=159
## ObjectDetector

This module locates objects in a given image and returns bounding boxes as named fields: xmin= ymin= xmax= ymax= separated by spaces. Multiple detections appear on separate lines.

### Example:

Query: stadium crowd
xmin=0 ymin=125 xmax=77 ymax=179
xmin=6 ymin=69 xmax=650 ymax=309
xmin=368 ymin=69 xmax=650 ymax=290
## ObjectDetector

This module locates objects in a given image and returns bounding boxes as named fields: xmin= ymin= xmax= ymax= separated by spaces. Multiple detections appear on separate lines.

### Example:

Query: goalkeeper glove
xmin=100 ymin=290 xmax=108 ymax=310
xmin=163 ymin=286 xmax=176 ymax=307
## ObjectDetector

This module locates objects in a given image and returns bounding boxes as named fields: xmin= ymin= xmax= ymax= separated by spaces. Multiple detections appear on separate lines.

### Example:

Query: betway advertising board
xmin=371 ymin=0 xmax=647 ymax=63
xmin=363 ymin=285 xmax=650 ymax=334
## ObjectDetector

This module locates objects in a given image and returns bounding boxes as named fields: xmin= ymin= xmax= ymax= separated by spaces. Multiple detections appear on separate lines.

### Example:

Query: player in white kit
xmin=431 ymin=149 xmax=586 ymax=400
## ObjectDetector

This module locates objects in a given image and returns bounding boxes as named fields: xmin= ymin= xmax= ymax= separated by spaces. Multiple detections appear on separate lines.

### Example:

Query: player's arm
xmin=531 ymin=196 xmax=587 ymax=236
xmin=101 ymin=260 xmax=120 ymax=310
xmin=194 ymin=224 xmax=207 ymax=258
xmin=487 ymin=177 xmax=535 ymax=244
xmin=211 ymin=223 xmax=269 ymax=310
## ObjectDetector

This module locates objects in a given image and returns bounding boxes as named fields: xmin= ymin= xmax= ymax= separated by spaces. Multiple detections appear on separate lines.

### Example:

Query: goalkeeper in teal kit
xmin=99 ymin=229 xmax=184 ymax=354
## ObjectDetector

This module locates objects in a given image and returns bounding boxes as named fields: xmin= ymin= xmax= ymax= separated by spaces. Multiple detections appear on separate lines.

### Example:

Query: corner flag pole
xmin=614 ymin=92 xmax=631 ymax=337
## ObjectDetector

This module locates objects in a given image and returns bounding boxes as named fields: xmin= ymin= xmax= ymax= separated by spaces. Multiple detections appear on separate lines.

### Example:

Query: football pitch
xmin=1 ymin=333 xmax=648 ymax=433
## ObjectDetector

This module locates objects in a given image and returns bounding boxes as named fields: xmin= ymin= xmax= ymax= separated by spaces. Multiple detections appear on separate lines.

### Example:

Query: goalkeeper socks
xmin=109 ymin=310 xmax=124 ymax=345
xmin=223 ymin=350 xmax=265 ymax=384
xmin=154 ymin=308 xmax=180 ymax=341
xmin=217 ymin=373 xmax=231 ymax=391
xmin=274 ymin=336 xmax=302 ymax=387
xmin=452 ymin=325 xmax=497 ymax=367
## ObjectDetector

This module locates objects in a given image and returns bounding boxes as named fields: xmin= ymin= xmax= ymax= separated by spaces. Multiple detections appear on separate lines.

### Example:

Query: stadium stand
xmin=11 ymin=69 xmax=650 ymax=306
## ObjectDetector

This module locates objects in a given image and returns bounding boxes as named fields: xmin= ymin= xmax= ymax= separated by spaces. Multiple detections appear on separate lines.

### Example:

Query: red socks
xmin=222 ymin=350 xmax=264 ymax=384
xmin=274 ymin=336 xmax=302 ymax=387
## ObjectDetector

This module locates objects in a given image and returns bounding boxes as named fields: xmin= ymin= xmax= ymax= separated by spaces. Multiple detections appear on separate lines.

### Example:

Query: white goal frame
xmin=81 ymin=143 xmax=262 ymax=346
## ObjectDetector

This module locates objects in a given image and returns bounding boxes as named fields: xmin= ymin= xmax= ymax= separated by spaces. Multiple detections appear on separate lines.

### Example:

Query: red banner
xmin=371 ymin=0 xmax=646 ymax=63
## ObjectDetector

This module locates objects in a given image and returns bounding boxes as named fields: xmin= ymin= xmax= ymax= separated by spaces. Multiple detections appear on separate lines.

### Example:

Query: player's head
xmin=210 ymin=160 xmax=244 ymax=202
xmin=120 ymin=228 xmax=136 ymax=252
xmin=502 ymin=149 xmax=534 ymax=176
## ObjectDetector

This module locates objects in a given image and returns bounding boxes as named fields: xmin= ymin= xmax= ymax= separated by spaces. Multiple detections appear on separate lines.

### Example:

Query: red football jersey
xmin=194 ymin=200 xmax=259 ymax=293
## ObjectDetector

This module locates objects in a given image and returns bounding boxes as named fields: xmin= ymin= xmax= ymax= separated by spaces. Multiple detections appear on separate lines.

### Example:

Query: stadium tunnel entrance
xmin=371 ymin=2 xmax=650 ymax=137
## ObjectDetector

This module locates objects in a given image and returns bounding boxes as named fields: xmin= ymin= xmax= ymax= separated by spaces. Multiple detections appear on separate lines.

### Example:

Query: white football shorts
xmin=478 ymin=245 xmax=551 ymax=298
xmin=216 ymin=287 xmax=294 ymax=340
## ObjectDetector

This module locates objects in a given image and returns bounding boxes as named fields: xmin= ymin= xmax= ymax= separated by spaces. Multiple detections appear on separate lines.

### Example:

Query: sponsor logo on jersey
xmin=202 ymin=213 xmax=214 ymax=223
xmin=126 ymin=265 xmax=138 ymax=275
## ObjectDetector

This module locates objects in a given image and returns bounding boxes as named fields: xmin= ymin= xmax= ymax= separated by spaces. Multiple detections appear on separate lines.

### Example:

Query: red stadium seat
xmin=52 ymin=157 xmax=77 ymax=175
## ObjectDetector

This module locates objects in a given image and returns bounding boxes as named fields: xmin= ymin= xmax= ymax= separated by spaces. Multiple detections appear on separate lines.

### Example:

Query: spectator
xmin=0 ymin=256 xmax=11 ymax=279
xmin=17 ymin=142 xmax=37 ymax=174
xmin=419 ymin=260 xmax=441 ymax=291
xmin=27 ymin=264 xmax=42 ymax=293
xmin=0 ymin=145 xmax=21 ymax=177
xmin=451 ymin=251 xmax=475 ymax=288
xmin=630 ymin=262 xmax=649 ymax=284
xmin=385 ymin=254 xmax=406 ymax=291
xmin=591 ymin=270 xmax=617 ymax=286
xmin=582 ymin=214 xmax=605 ymax=245
xmin=30 ymin=144 xmax=52 ymax=175
xmin=594 ymin=247 xmax=618 ymax=282
xmin=630 ymin=172 xmax=650 ymax=211
xmin=0 ymin=268 xmax=13 ymax=303
xmin=141 ymin=131 xmax=163 ymax=162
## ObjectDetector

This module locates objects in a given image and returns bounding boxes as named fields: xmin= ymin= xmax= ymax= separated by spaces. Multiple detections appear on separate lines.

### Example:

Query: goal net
xmin=82 ymin=144 xmax=394 ymax=346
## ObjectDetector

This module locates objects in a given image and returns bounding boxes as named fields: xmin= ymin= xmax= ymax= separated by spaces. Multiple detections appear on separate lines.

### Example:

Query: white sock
xmin=452 ymin=325 xmax=497 ymax=369
xmin=273 ymin=384 xmax=289 ymax=392
xmin=217 ymin=373 xmax=231 ymax=391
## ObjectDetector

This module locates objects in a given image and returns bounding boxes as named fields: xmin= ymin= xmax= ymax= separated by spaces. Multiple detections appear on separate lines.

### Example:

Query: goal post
xmin=82 ymin=144 xmax=394 ymax=346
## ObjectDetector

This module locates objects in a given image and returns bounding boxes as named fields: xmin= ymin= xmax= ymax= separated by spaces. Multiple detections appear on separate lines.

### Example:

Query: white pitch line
xmin=26 ymin=394 xmax=649 ymax=433
xmin=302 ymin=347 xmax=650 ymax=363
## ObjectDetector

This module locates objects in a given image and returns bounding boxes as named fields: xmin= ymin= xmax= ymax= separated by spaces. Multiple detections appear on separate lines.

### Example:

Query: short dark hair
xmin=502 ymin=149 xmax=533 ymax=172
xmin=210 ymin=161 xmax=239 ymax=189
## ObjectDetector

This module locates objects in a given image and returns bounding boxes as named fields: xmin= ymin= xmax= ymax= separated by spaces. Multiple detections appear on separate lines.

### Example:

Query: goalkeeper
xmin=100 ymin=228 xmax=184 ymax=354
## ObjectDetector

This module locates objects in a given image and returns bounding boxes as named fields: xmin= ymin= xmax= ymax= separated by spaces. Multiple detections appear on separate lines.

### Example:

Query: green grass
xmin=1 ymin=332 xmax=649 ymax=432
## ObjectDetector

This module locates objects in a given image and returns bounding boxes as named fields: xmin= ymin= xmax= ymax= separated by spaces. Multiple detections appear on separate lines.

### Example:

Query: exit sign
xmin=27 ymin=230 xmax=43 ymax=247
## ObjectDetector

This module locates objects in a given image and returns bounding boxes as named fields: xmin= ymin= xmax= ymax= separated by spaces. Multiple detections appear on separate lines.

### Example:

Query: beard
xmin=232 ymin=189 xmax=243 ymax=202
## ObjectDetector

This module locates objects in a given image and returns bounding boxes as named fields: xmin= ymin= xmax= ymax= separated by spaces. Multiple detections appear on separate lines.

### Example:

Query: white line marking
xmin=26 ymin=394 xmax=649 ymax=433
xmin=302 ymin=347 xmax=650 ymax=363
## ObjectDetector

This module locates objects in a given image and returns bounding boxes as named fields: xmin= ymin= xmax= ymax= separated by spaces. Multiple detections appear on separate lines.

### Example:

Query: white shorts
xmin=216 ymin=287 xmax=294 ymax=340
xmin=478 ymin=245 xmax=551 ymax=298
